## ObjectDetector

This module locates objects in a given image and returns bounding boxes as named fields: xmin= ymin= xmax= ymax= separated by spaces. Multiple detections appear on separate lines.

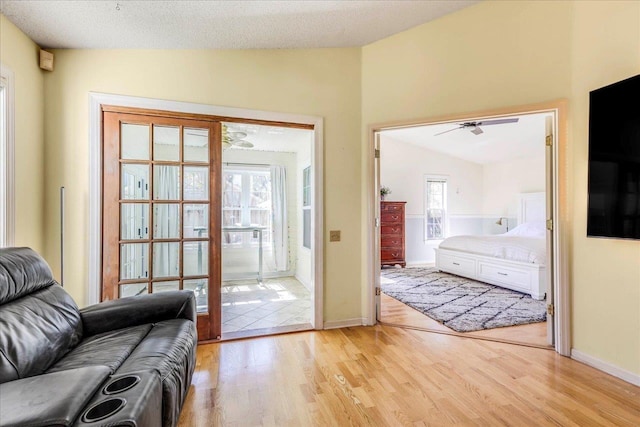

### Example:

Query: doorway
xmin=368 ymin=101 xmax=570 ymax=354
xmin=92 ymin=94 xmax=324 ymax=343
xmin=220 ymin=121 xmax=315 ymax=339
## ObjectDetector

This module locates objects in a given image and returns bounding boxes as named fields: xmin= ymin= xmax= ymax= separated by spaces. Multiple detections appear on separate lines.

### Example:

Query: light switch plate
xmin=329 ymin=230 xmax=341 ymax=242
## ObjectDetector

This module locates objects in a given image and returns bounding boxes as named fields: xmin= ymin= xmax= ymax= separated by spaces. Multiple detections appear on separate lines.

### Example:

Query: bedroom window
xmin=425 ymin=176 xmax=447 ymax=240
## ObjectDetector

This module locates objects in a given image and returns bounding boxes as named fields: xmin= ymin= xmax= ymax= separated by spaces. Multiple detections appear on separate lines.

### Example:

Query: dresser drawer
xmin=437 ymin=253 xmax=476 ymax=277
xmin=381 ymin=225 xmax=403 ymax=235
xmin=477 ymin=262 xmax=531 ymax=292
xmin=380 ymin=203 xmax=404 ymax=213
xmin=381 ymin=235 xmax=403 ymax=248
xmin=381 ymin=248 xmax=404 ymax=261
xmin=381 ymin=211 xmax=403 ymax=224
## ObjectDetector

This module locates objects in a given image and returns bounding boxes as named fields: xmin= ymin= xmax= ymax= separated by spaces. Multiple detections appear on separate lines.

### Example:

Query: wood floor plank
xmin=178 ymin=325 xmax=640 ymax=426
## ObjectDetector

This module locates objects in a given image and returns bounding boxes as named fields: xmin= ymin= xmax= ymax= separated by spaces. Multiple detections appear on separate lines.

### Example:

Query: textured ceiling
xmin=0 ymin=0 xmax=479 ymax=49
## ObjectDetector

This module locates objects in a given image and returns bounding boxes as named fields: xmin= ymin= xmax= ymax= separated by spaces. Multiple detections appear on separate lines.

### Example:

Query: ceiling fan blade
xmin=476 ymin=118 xmax=519 ymax=126
xmin=434 ymin=126 xmax=462 ymax=136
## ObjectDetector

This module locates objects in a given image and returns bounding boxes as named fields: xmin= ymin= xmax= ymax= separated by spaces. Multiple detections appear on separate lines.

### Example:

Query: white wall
xmin=483 ymin=155 xmax=546 ymax=220
xmin=380 ymin=136 xmax=484 ymax=216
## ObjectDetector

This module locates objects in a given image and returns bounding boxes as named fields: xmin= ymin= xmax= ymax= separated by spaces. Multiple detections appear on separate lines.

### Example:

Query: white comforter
xmin=438 ymin=234 xmax=546 ymax=264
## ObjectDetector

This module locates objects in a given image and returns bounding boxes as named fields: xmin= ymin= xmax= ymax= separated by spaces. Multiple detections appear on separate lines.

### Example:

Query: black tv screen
xmin=587 ymin=73 xmax=640 ymax=240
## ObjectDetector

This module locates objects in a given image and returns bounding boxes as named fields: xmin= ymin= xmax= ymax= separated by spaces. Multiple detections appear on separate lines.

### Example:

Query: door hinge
xmin=547 ymin=304 xmax=554 ymax=316
xmin=375 ymin=217 xmax=380 ymax=227
xmin=546 ymin=219 xmax=553 ymax=231
xmin=545 ymin=135 xmax=553 ymax=147
xmin=375 ymin=287 xmax=381 ymax=296
xmin=374 ymin=149 xmax=380 ymax=159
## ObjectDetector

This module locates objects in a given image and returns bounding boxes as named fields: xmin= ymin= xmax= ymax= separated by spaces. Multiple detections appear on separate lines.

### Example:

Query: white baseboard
xmin=323 ymin=318 xmax=367 ymax=330
xmin=406 ymin=261 xmax=435 ymax=267
xmin=571 ymin=349 xmax=640 ymax=387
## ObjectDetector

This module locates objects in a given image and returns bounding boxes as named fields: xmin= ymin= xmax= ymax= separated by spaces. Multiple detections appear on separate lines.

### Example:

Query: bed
xmin=434 ymin=192 xmax=547 ymax=300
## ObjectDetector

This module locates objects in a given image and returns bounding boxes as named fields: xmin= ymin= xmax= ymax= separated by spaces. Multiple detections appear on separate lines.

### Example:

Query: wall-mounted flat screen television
xmin=587 ymin=73 xmax=640 ymax=240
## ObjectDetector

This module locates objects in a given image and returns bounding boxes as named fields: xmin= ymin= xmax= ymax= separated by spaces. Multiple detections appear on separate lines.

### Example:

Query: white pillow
xmin=505 ymin=221 xmax=546 ymax=238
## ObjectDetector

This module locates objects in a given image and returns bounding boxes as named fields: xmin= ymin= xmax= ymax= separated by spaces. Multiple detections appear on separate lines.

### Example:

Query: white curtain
xmin=154 ymin=166 xmax=179 ymax=277
xmin=270 ymin=165 xmax=289 ymax=271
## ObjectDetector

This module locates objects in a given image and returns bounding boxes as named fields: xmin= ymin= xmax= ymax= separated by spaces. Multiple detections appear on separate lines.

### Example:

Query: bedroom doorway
xmin=368 ymin=100 xmax=569 ymax=354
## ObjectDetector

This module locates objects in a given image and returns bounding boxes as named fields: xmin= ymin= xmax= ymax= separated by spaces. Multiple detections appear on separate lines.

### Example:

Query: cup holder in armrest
xmin=81 ymin=397 xmax=126 ymax=423
xmin=103 ymin=375 xmax=141 ymax=395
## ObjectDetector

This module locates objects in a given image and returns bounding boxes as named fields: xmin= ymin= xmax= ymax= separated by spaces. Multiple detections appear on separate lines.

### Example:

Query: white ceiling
xmin=381 ymin=112 xmax=551 ymax=164
xmin=0 ymin=0 xmax=480 ymax=49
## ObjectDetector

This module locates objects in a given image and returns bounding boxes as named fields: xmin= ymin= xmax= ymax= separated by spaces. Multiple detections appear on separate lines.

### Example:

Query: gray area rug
xmin=380 ymin=267 xmax=546 ymax=332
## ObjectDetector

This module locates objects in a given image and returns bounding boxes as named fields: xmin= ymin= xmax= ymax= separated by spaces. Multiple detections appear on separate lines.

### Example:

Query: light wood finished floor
xmin=381 ymin=293 xmax=549 ymax=348
xmin=177 ymin=326 xmax=640 ymax=426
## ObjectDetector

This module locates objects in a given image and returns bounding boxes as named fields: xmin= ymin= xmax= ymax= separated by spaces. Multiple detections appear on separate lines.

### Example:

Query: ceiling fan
xmin=434 ymin=118 xmax=519 ymax=136
xmin=222 ymin=127 xmax=254 ymax=149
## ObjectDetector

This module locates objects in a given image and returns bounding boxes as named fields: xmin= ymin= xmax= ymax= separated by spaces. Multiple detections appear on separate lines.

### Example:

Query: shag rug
xmin=380 ymin=267 xmax=546 ymax=332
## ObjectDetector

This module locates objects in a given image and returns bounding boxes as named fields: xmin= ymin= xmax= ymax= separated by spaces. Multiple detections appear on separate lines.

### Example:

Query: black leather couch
xmin=0 ymin=247 xmax=197 ymax=427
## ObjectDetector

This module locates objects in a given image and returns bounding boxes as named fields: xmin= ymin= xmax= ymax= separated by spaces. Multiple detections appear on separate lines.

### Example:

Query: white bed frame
xmin=434 ymin=192 xmax=547 ymax=300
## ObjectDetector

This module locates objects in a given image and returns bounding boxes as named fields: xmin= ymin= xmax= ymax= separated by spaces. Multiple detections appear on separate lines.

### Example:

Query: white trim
xmin=323 ymin=318 xmax=366 ymax=330
xmin=571 ymin=349 xmax=640 ymax=387
xmin=0 ymin=63 xmax=15 ymax=248
xmin=367 ymin=102 xmax=570 ymax=355
xmin=89 ymin=92 xmax=324 ymax=332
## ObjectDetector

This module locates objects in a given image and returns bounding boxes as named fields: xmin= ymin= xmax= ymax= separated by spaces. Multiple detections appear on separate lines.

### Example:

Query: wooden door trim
xmin=102 ymin=105 xmax=314 ymax=130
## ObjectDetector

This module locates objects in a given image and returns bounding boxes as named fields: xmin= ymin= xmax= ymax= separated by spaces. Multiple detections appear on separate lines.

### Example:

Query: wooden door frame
xmin=365 ymin=99 xmax=571 ymax=356
xmin=88 ymin=92 xmax=324 ymax=333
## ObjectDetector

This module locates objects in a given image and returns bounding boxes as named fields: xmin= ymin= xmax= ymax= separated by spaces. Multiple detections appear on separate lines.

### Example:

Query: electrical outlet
xmin=329 ymin=230 xmax=341 ymax=242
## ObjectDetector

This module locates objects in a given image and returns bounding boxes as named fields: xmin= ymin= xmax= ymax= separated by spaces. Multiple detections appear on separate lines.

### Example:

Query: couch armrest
xmin=0 ymin=366 xmax=111 ymax=427
xmin=80 ymin=290 xmax=196 ymax=337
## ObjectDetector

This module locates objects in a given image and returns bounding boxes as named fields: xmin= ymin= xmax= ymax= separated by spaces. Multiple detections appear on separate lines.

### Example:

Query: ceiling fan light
xmin=471 ymin=126 xmax=483 ymax=135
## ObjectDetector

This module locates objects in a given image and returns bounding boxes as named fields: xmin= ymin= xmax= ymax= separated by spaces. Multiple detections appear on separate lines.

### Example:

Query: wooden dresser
xmin=380 ymin=201 xmax=406 ymax=268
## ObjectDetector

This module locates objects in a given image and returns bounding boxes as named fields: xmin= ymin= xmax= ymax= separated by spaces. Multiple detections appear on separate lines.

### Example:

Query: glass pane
xmin=303 ymin=209 xmax=311 ymax=249
xmin=223 ymin=209 xmax=242 ymax=227
xmin=120 ymin=243 xmax=149 ymax=280
xmin=152 ymin=280 xmax=179 ymax=293
xmin=184 ymin=166 xmax=209 ymax=201
xmin=184 ymin=279 xmax=208 ymax=313
xmin=153 ymin=203 xmax=180 ymax=238
xmin=121 ymin=164 xmax=149 ymax=200
xmin=154 ymin=165 xmax=180 ymax=200
xmin=184 ymin=128 xmax=209 ymax=163
xmin=153 ymin=125 xmax=180 ymax=161
xmin=153 ymin=242 xmax=180 ymax=278
xmin=120 ymin=283 xmax=148 ymax=298
xmin=121 ymin=203 xmax=148 ymax=240
xmin=303 ymin=167 xmax=311 ymax=206
xmin=121 ymin=123 xmax=149 ymax=160
xmin=223 ymin=173 xmax=242 ymax=208
xmin=184 ymin=204 xmax=209 ymax=238
xmin=250 ymin=174 xmax=271 ymax=208
xmin=184 ymin=241 xmax=208 ymax=276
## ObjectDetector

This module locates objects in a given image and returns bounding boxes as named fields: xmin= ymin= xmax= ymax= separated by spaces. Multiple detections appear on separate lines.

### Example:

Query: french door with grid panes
xmin=102 ymin=110 xmax=221 ymax=341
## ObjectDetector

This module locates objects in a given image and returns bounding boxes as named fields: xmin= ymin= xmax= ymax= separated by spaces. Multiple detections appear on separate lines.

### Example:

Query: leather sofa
xmin=0 ymin=247 xmax=197 ymax=427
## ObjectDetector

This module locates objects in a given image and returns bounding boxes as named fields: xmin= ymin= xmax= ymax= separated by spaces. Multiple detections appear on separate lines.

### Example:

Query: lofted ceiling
xmin=0 ymin=0 xmax=480 ymax=49
xmin=381 ymin=112 xmax=551 ymax=165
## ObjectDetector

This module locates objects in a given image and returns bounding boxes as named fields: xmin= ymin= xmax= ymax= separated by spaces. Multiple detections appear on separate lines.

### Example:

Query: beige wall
xmin=42 ymin=48 xmax=362 ymax=325
xmin=0 ymin=15 xmax=44 ymax=252
xmin=363 ymin=0 xmax=640 ymax=375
